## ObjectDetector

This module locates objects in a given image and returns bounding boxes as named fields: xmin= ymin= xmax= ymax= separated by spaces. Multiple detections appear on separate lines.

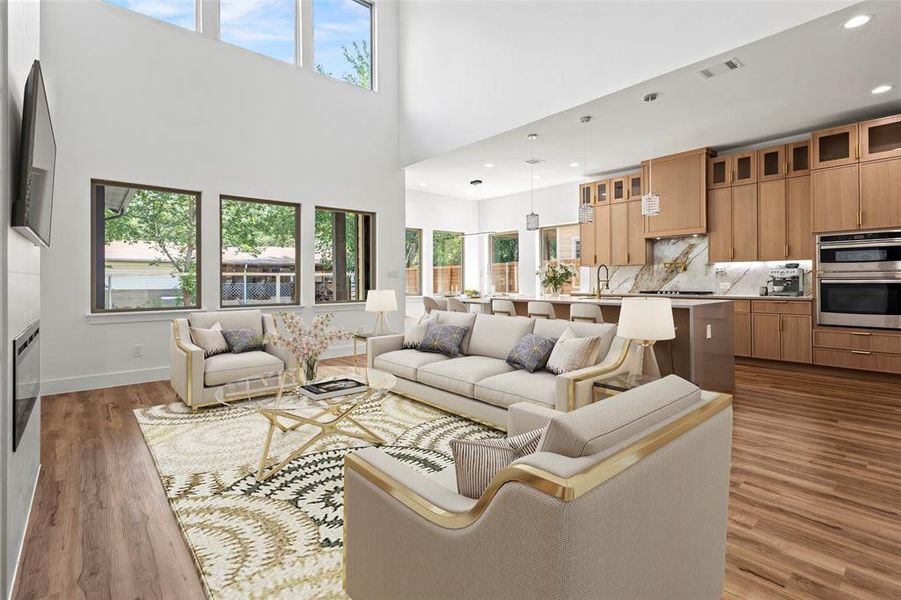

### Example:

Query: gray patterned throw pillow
xmin=451 ymin=428 xmax=544 ymax=498
xmin=418 ymin=323 xmax=469 ymax=357
xmin=506 ymin=333 xmax=556 ymax=372
xmin=222 ymin=328 xmax=265 ymax=354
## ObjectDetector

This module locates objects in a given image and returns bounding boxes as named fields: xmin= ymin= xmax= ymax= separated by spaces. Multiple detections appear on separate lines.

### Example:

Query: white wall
xmin=398 ymin=0 xmax=852 ymax=166
xmin=40 ymin=0 xmax=402 ymax=394
xmin=405 ymin=189 xmax=478 ymax=319
xmin=478 ymin=182 xmax=580 ymax=296
xmin=2 ymin=0 xmax=42 ymax=594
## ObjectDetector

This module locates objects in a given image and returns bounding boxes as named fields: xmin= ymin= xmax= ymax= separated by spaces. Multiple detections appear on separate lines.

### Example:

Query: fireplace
xmin=12 ymin=321 xmax=39 ymax=451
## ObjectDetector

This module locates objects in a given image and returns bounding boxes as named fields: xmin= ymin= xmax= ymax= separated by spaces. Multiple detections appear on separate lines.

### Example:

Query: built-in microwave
xmin=817 ymin=230 xmax=901 ymax=273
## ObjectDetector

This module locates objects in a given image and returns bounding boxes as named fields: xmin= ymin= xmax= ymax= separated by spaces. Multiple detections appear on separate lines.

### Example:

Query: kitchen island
xmin=460 ymin=294 xmax=735 ymax=392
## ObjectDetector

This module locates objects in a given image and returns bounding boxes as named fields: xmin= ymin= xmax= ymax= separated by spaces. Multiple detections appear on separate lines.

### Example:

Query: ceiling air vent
xmin=698 ymin=57 xmax=744 ymax=80
xmin=524 ymin=157 xmax=545 ymax=165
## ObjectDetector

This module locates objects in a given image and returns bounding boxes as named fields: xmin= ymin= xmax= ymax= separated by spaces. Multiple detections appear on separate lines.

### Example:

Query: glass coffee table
xmin=216 ymin=367 xmax=396 ymax=481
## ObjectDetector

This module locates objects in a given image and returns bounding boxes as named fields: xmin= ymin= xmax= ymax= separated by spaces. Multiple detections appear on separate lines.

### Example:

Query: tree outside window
xmin=315 ymin=207 xmax=374 ymax=303
xmin=432 ymin=231 xmax=463 ymax=295
xmin=313 ymin=0 xmax=373 ymax=89
xmin=405 ymin=228 xmax=422 ymax=296
xmin=490 ymin=232 xmax=519 ymax=293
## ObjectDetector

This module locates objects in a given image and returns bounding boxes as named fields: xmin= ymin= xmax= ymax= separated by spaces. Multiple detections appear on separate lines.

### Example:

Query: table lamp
xmin=366 ymin=289 xmax=397 ymax=336
xmin=616 ymin=298 xmax=676 ymax=384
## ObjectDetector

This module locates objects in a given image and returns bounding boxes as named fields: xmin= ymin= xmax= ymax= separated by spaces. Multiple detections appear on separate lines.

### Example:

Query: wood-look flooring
xmin=12 ymin=359 xmax=901 ymax=599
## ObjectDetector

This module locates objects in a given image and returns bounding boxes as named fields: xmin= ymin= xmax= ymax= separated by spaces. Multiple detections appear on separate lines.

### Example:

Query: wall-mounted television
xmin=12 ymin=60 xmax=56 ymax=248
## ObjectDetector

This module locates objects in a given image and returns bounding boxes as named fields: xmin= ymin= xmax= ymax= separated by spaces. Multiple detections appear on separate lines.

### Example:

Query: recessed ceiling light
xmin=843 ymin=14 xmax=872 ymax=29
xmin=569 ymin=162 xmax=579 ymax=167
xmin=483 ymin=163 xmax=494 ymax=168
xmin=533 ymin=175 xmax=541 ymax=180
xmin=419 ymin=182 xmax=428 ymax=187
xmin=871 ymin=84 xmax=894 ymax=95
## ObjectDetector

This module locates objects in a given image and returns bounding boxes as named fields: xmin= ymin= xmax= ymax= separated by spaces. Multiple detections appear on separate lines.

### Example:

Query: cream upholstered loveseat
xmin=367 ymin=310 xmax=636 ymax=428
xmin=170 ymin=309 xmax=294 ymax=410
xmin=344 ymin=375 xmax=734 ymax=600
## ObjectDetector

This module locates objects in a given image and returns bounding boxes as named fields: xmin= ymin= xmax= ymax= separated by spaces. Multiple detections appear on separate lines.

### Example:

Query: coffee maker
xmin=767 ymin=264 xmax=804 ymax=297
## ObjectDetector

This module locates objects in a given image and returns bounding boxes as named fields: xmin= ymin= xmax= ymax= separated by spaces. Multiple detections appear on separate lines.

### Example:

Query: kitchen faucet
xmin=595 ymin=264 xmax=610 ymax=299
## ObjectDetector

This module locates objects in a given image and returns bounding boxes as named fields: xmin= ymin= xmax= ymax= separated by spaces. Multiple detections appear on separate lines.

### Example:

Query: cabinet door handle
xmin=779 ymin=317 xmax=784 ymax=332
xmin=855 ymin=144 xmax=860 ymax=160
xmin=851 ymin=350 xmax=871 ymax=355
xmin=858 ymin=210 xmax=864 ymax=226
xmin=850 ymin=332 xmax=872 ymax=337
xmin=784 ymin=243 xmax=789 ymax=258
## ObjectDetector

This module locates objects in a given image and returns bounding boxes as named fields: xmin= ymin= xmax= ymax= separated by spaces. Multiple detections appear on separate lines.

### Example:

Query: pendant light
xmin=578 ymin=115 xmax=594 ymax=224
xmin=641 ymin=92 xmax=661 ymax=217
xmin=525 ymin=133 xmax=540 ymax=231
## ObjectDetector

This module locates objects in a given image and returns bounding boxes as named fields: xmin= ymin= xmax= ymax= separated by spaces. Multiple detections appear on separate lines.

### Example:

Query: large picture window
xmin=220 ymin=0 xmax=297 ymax=63
xmin=315 ymin=207 xmax=375 ymax=303
xmin=313 ymin=0 xmax=373 ymax=89
xmin=220 ymin=196 xmax=300 ymax=307
xmin=405 ymin=228 xmax=422 ymax=296
xmin=432 ymin=230 xmax=464 ymax=295
xmin=540 ymin=224 xmax=581 ymax=293
xmin=91 ymin=180 xmax=201 ymax=312
xmin=490 ymin=231 xmax=519 ymax=294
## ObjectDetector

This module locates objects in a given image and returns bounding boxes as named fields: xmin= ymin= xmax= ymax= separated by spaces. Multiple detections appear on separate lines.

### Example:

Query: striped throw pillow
xmin=450 ymin=428 xmax=544 ymax=499
xmin=545 ymin=328 xmax=603 ymax=375
xmin=189 ymin=322 xmax=229 ymax=358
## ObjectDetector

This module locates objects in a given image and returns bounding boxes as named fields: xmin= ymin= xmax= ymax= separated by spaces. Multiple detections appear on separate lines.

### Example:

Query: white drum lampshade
xmin=617 ymin=298 xmax=675 ymax=382
xmin=365 ymin=290 xmax=397 ymax=336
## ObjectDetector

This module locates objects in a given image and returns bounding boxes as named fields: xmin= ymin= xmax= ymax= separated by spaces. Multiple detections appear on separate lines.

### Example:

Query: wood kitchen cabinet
xmin=860 ymin=114 xmax=901 ymax=162
xmin=707 ymin=188 xmax=732 ymax=262
xmin=732 ymin=184 xmax=758 ymax=261
xmin=814 ymin=326 xmax=901 ymax=375
xmin=812 ymin=123 xmax=858 ymax=169
xmin=610 ymin=200 xmax=648 ymax=266
xmin=734 ymin=301 xmax=751 ymax=358
xmin=758 ymin=145 xmax=786 ymax=181
xmin=758 ymin=175 xmax=812 ymax=260
xmin=579 ymin=204 xmax=611 ymax=266
xmin=579 ymin=219 xmax=595 ymax=266
xmin=733 ymin=151 xmax=757 ymax=185
xmin=787 ymin=140 xmax=810 ymax=177
xmin=750 ymin=301 xmax=812 ymax=363
xmin=707 ymin=154 xmax=731 ymax=189
xmin=611 ymin=177 xmax=627 ymax=202
xmin=626 ymin=173 xmax=642 ymax=200
xmin=579 ymin=182 xmax=595 ymax=207
xmin=643 ymin=148 xmax=710 ymax=237
xmin=594 ymin=179 xmax=609 ymax=204
xmin=860 ymin=158 xmax=901 ymax=229
xmin=811 ymin=164 xmax=859 ymax=232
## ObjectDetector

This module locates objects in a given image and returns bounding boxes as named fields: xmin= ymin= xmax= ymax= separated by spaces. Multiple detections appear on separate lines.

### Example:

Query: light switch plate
xmin=386 ymin=270 xmax=400 ymax=280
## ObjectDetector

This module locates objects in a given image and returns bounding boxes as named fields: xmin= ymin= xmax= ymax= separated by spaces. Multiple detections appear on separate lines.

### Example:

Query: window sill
xmin=85 ymin=308 xmax=199 ymax=325
xmin=217 ymin=304 xmax=304 ymax=312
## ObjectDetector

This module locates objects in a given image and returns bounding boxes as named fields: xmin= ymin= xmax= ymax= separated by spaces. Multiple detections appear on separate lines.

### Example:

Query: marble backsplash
xmin=580 ymin=236 xmax=813 ymax=296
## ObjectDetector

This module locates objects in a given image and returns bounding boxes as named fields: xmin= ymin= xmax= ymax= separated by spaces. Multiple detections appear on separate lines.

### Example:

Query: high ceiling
xmin=405 ymin=0 xmax=901 ymax=201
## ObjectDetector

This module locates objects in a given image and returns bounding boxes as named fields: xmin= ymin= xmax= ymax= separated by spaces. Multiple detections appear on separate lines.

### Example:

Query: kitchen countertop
xmin=460 ymin=295 xmax=733 ymax=308
xmin=461 ymin=293 xmax=813 ymax=304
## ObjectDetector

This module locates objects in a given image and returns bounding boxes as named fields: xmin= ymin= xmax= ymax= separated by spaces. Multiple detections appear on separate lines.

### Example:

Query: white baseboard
xmin=40 ymin=342 xmax=357 ymax=395
xmin=8 ymin=464 xmax=41 ymax=600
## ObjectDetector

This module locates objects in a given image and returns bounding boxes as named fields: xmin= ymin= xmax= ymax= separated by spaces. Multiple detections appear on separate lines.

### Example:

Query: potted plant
xmin=537 ymin=263 xmax=576 ymax=296
xmin=266 ymin=313 xmax=351 ymax=382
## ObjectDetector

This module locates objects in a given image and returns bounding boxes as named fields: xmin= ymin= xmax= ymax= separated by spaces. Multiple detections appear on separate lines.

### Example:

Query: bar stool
xmin=447 ymin=297 xmax=467 ymax=313
xmin=491 ymin=299 xmax=517 ymax=316
xmin=527 ymin=301 xmax=556 ymax=320
xmin=569 ymin=303 xmax=604 ymax=324
xmin=422 ymin=296 xmax=444 ymax=314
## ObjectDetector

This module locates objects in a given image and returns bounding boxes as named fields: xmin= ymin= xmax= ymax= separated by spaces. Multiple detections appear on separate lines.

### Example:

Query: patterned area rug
xmin=135 ymin=367 xmax=501 ymax=599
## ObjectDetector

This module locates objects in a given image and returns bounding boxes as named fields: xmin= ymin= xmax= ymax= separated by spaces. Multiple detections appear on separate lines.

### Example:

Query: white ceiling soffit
xmin=398 ymin=0 xmax=857 ymax=167
xmin=405 ymin=0 xmax=901 ymax=201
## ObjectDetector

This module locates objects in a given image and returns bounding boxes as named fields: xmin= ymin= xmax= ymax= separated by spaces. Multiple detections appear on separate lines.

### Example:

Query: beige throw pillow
xmin=189 ymin=322 xmax=229 ymax=358
xmin=450 ymin=428 xmax=544 ymax=499
xmin=545 ymin=328 xmax=603 ymax=375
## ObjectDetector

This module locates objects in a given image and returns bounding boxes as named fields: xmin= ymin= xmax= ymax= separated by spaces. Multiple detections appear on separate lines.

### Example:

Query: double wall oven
xmin=817 ymin=230 xmax=901 ymax=330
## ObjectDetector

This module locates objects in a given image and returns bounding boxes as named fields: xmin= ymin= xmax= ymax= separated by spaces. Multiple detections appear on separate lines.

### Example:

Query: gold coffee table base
xmin=256 ymin=390 xmax=385 ymax=482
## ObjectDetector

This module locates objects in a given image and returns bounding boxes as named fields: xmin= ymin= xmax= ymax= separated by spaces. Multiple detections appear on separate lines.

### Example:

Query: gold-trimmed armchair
xmin=344 ymin=376 xmax=733 ymax=600
xmin=170 ymin=309 xmax=295 ymax=410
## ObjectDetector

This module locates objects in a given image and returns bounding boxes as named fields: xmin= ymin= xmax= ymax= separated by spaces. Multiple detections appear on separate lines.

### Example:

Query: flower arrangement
xmin=267 ymin=312 xmax=352 ymax=382
xmin=537 ymin=262 xmax=576 ymax=295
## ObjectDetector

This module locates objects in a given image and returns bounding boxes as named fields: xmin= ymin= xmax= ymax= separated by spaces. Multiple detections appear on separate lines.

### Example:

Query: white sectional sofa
xmin=367 ymin=310 xmax=637 ymax=429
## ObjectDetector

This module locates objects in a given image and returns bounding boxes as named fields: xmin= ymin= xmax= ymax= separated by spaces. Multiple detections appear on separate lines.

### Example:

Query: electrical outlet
xmin=386 ymin=270 xmax=400 ymax=280
xmin=132 ymin=344 xmax=144 ymax=358
xmin=706 ymin=324 xmax=713 ymax=340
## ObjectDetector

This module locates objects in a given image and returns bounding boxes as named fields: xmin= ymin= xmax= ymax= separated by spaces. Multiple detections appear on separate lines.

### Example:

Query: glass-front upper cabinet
xmin=758 ymin=145 xmax=786 ymax=181
xmin=594 ymin=179 xmax=609 ymax=204
xmin=611 ymin=177 xmax=627 ymax=202
xmin=579 ymin=182 xmax=594 ymax=206
xmin=627 ymin=173 xmax=642 ymax=199
xmin=707 ymin=154 xmax=731 ymax=189
xmin=733 ymin=151 xmax=757 ymax=185
xmin=813 ymin=124 xmax=858 ymax=169
xmin=787 ymin=141 xmax=810 ymax=177
xmin=860 ymin=115 xmax=901 ymax=162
